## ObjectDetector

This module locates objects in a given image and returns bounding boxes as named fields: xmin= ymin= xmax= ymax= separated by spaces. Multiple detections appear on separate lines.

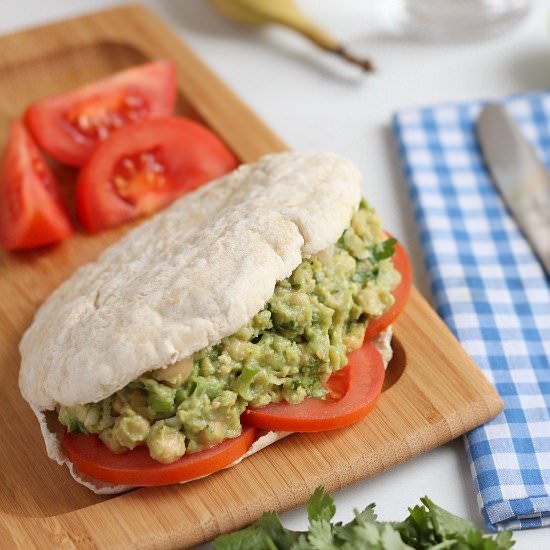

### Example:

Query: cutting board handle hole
xmin=382 ymin=335 xmax=406 ymax=393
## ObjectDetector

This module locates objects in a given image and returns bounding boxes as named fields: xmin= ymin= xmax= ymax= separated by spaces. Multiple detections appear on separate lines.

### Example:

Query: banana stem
xmin=326 ymin=45 xmax=375 ymax=72
xmin=273 ymin=14 xmax=375 ymax=72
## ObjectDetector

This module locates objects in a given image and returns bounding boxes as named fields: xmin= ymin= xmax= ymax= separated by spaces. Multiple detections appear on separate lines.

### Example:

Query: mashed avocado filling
xmin=58 ymin=201 xmax=401 ymax=464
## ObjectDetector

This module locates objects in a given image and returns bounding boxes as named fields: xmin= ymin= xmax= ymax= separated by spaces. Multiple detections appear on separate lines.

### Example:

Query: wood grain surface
xmin=0 ymin=5 xmax=502 ymax=549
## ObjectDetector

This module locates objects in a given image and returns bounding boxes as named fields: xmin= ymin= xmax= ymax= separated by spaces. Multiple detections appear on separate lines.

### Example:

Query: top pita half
xmin=19 ymin=152 xmax=362 ymax=411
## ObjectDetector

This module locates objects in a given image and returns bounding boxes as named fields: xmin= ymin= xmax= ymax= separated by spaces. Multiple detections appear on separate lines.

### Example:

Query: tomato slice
xmin=364 ymin=240 xmax=412 ymax=340
xmin=0 ymin=120 xmax=72 ymax=250
xmin=63 ymin=426 xmax=257 ymax=486
xmin=242 ymin=342 xmax=384 ymax=432
xmin=25 ymin=59 xmax=177 ymax=166
xmin=75 ymin=116 xmax=239 ymax=233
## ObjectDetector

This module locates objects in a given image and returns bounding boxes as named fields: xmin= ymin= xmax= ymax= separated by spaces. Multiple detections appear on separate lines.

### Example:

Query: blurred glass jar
xmin=404 ymin=0 xmax=532 ymax=41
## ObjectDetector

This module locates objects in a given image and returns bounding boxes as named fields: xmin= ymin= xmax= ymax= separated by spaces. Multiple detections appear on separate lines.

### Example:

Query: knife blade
xmin=477 ymin=103 xmax=550 ymax=276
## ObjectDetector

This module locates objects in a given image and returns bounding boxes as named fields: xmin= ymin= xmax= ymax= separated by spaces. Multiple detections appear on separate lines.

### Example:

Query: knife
xmin=477 ymin=103 xmax=550 ymax=276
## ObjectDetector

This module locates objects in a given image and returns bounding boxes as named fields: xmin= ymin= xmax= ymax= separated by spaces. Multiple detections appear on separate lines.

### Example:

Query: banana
xmin=210 ymin=0 xmax=374 ymax=71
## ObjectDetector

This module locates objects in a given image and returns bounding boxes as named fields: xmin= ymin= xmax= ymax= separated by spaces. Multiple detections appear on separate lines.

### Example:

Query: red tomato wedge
xmin=76 ymin=116 xmax=239 ymax=233
xmin=25 ymin=59 xmax=177 ymax=166
xmin=243 ymin=342 xmax=385 ymax=432
xmin=0 ymin=120 xmax=72 ymax=250
xmin=364 ymin=240 xmax=412 ymax=340
xmin=63 ymin=426 xmax=257 ymax=486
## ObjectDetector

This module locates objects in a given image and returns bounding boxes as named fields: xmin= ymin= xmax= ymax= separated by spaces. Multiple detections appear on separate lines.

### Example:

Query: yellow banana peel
xmin=210 ymin=0 xmax=374 ymax=71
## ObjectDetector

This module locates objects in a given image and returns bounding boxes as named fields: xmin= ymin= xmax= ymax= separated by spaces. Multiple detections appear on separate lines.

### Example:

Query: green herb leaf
xmin=494 ymin=531 xmax=515 ymax=550
xmin=395 ymin=504 xmax=437 ymax=547
xmin=306 ymin=519 xmax=335 ymax=548
xmin=372 ymin=237 xmax=397 ymax=262
xmin=354 ymin=502 xmax=378 ymax=525
xmin=212 ymin=525 xmax=274 ymax=550
xmin=422 ymin=496 xmax=477 ymax=539
xmin=212 ymin=487 xmax=515 ymax=550
xmin=307 ymin=486 xmax=336 ymax=523
xmin=257 ymin=512 xmax=301 ymax=548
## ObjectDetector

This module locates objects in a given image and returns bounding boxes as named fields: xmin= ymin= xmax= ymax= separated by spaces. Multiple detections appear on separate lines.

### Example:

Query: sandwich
xmin=19 ymin=152 xmax=410 ymax=493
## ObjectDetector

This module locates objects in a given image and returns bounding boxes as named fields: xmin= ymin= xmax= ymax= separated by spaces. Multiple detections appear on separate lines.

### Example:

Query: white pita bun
xmin=18 ymin=151 xmax=377 ymax=491
xmin=19 ymin=152 xmax=361 ymax=410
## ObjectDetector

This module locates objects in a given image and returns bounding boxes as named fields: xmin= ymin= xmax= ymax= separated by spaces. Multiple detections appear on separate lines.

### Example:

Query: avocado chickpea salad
xmin=58 ymin=201 xmax=401 ymax=465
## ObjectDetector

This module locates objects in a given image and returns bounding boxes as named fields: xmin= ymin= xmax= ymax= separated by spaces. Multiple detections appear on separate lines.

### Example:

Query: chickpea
xmin=147 ymin=423 xmax=186 ymax=463
xmin=316 ymin=245 xmax=334 ymax=266
xmin=153 ymin=357 xmax=194 ymax=387
xmin=289 ymin=291 xmax=309 ymax=307
xmin=112 ymin=415 xmax=150 ymax=449
xmin=226 ymin=338 xmax=249 ymax=361
xmin=99 ymin=428 xmax=127 ymax=454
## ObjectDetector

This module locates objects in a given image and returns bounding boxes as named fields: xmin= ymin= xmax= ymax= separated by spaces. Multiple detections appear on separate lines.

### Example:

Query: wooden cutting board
xmin=0 ymin=5 xmax=502 ymax=549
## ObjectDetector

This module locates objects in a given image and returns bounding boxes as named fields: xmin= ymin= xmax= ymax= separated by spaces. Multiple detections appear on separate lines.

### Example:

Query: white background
xmin=3 ymin=1 xmax=549 ymax=547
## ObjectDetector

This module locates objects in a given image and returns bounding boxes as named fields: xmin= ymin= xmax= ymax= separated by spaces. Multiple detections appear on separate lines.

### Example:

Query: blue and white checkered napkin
xmin=392 ymin=91 xmax=550 ymax=531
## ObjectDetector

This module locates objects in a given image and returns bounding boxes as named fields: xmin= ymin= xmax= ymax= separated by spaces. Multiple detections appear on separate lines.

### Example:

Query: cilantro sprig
xmin=372 ymin=237 xmax=397 ymax=262
xmin=213 ymin=487 xmax=514 ymax=550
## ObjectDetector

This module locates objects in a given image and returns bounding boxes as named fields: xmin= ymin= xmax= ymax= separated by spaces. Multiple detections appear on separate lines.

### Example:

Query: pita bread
xmin=18 ymin=151 xmax=398 ymax=493
xmin=19 ymin=152 xmax=361 ymax=410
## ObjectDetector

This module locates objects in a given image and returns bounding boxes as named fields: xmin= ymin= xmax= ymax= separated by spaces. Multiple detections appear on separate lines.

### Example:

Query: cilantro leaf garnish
xmin=213 ymin=487 xmax=515 ymax=550
xmin=372 ymin=237 xmax=397 ymax=262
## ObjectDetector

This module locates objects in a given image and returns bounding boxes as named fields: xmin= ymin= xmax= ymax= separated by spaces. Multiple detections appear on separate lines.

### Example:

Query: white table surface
xmin=4 ymin=1 xmax=549 ymax=547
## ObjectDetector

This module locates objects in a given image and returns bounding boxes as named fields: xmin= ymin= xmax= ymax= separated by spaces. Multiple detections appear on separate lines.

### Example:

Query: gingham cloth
xmin=392 ymin=92 xmax=550 ymax=531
